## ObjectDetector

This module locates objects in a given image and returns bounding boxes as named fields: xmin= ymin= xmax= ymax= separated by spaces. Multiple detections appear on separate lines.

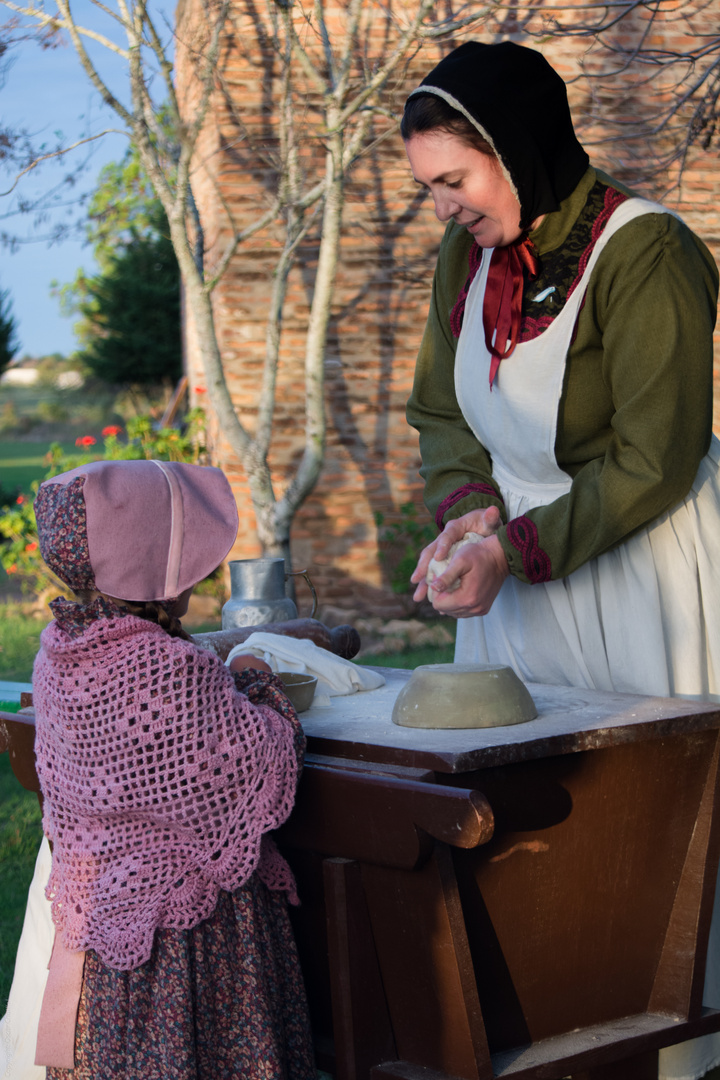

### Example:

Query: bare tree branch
xmin=3 ymin=0 xmax=716 ymax=561
xmin=0 ymin=129 xmax=126 ymax=196
xmin=3 ymin=0 xmax=130 ymax=55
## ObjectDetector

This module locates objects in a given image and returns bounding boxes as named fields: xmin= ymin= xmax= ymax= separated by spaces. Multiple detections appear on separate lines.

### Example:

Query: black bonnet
xmin=408 ymin=41 xmax=589 ymax=231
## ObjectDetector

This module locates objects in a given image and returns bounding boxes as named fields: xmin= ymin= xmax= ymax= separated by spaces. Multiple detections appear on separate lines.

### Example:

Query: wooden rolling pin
xmin=192 ymin=619 xmax=361 ymax=662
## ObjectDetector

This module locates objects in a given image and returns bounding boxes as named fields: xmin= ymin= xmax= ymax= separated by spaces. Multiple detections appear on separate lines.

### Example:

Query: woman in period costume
xmin=403 ymin=41 xmax=720 ymax=1080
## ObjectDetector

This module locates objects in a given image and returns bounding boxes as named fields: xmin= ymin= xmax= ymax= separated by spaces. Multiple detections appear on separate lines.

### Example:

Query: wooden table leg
xmin=361 ymin=845 xmax=492 ymax=1080
xmin=324 ymin=857 xmax=397 ymax=1080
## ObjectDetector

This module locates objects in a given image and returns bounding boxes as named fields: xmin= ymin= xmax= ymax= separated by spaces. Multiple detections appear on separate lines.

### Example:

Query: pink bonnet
xmin=34 ymin=459 xmax=238 ymax=601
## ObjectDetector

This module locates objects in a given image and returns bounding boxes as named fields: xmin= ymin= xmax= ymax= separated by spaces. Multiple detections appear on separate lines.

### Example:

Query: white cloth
xmin=0 ymin=836 xmax=53 ymax=1080
xmin=455 ymin=197 xmax=720 ymax=1079
xmin=225 ymin=633 xmax=385 ymax=706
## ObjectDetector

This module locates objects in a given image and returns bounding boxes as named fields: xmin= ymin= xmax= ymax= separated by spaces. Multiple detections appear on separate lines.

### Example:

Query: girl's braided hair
xmin=119 ymin=599 xmax=194 ymax=642
xmin=72 ymin=588 xmax=193 ymax=642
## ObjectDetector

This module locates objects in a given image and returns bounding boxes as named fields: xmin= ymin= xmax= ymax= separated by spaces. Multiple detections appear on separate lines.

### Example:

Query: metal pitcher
xmin=221 ymin=558 xmax=317 ymax=628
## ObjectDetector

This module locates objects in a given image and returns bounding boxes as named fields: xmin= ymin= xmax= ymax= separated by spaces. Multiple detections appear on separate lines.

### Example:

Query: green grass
xmin=0 ymin=604 xmax=49 ymax=682
xmin=0 ymin=607 xmax=43 ymax=1010
xmin=0 ymin=754 xmax=43 ymax=1012
xmin=0 ymin=382 xmax=126 ymax=436
xmin=0 ymin=440 xmax=78 ymax=497
xmin=355 ymin=642 xmax=455 ymax=668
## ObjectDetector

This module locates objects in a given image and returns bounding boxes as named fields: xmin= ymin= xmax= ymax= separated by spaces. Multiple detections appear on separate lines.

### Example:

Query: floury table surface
xmin=300 ymin=666 xmax=720 ymax=773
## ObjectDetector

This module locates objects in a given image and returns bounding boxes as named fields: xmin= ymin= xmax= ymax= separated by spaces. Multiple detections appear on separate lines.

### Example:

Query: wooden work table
xmin=4 ymin=670 xmax=720 ymax=1080
xmin=300 ymin=667 xmax=720 ymax=771
xmin=279 ymin=670 xmax=720 ymax=1080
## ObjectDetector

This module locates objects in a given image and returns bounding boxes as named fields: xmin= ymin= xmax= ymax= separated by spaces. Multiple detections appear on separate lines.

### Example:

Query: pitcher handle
xmin=285 ymin=569 xmax=318 ymax=620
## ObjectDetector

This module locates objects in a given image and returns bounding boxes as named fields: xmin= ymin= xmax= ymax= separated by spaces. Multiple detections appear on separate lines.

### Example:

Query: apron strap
xmin=35 ymin=929 xmax=85 ymax=1068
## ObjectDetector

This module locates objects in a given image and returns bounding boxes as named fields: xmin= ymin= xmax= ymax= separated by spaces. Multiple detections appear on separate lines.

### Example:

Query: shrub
xmin=0 ymin=408 xmax=207 ymax=596
xmin=375 ymin=502 xmax=436 ymax=598
xmin=0 ymin=401 xmax=32 ymax=436
xmin=0 ymin=493 xmax=45 ymax=590
xmin=36 ymin=400 xmax=70 ymax=425
xmin=0 ymin=479 xmax=22 ymax=507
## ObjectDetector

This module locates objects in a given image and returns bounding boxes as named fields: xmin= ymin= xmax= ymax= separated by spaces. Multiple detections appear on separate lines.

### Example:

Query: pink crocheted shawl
xmin=33 ymin=614 xmax=302 ymax=970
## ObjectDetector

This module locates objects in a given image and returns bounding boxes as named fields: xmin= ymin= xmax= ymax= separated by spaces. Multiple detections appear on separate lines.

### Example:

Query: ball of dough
xmin=426 ymin=532 xmax=485 ymax=602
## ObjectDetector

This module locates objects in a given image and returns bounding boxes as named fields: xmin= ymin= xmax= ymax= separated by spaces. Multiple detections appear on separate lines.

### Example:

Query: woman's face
xmin=405 ymin=130 xmax=523 ymax=248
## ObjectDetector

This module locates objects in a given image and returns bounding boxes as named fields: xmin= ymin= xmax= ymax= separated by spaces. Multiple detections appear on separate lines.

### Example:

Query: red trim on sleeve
xmin=436 ymin=483 xmax=504 ymax=530
xmin=506 ymin=515 xmax=552 ymax=583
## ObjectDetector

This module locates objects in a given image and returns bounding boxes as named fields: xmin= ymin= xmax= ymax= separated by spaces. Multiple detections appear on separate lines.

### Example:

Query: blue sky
xmin=0 ymin=5 xmax=148 ymax=357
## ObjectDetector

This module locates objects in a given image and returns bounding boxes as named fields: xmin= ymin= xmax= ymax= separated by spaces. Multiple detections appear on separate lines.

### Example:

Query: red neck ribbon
xmin=483 ymin=236 xmax=538 ymax=388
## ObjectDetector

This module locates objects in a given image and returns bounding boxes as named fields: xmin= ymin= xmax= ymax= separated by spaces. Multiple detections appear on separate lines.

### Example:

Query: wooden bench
xmin=0 ymin=691 xmax=42 ymax=808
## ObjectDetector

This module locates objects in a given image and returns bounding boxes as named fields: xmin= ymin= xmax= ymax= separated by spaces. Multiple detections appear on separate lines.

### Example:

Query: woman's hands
xmin=410 ymin=506 xmax=509 ymax=616
xmin=229 ymin=653 xmax=273 ymax=674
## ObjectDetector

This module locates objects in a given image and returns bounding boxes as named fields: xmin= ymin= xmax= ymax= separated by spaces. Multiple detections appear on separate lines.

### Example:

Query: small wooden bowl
xmin=392 ymin=663 xmax=537 ymax=729
xmin=278 ymin=672 xmax=318 ymax=713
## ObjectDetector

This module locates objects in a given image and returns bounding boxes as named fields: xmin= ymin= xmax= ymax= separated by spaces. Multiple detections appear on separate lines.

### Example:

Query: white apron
xmin=454 ymin=197 xmax=720 ymax=1079
xmin=0 ymin=835 xmax=52 ymax=1080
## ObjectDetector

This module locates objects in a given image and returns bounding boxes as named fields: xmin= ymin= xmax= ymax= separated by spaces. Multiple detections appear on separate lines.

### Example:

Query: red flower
xmin=6 ymin=564 xmax=17 ymax=574
xmin=102 ymin=425 xmax=122 ymax=437
xmin=194 ymin=386 xmax=207 ymax=394
xmin=15 ymin=494 xmax=24 ymax=505
xmin=75 ymin=436 xmax=97 ymax=448
xmin=25 ymin=541 xmax=38 ymax=553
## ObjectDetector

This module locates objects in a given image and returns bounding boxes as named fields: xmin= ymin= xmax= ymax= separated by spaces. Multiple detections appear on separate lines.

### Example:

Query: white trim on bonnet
xmin=406 ymin=86 xmax=520 ymax=208
xmin=150 ymin=459 xmax=184 ymax=599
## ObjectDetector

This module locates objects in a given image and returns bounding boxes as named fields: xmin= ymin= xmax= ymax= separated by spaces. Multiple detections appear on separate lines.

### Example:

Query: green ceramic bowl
xmin=278 ymin=672 xmax=318 ymax=713
xmin=391 ymin=663 xmax=537 ymax=729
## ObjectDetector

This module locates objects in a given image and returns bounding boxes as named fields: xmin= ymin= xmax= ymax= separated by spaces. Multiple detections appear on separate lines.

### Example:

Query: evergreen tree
xmin=0 ymin=287 xmax=19 ymax=377
xmin=62 ymin=138 xmax=181 ymax=387
xmin=76 ymin=228 xmax=181 ymax=385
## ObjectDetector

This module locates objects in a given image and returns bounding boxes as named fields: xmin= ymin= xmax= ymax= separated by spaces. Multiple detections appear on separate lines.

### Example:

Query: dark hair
xmin=401 ymin=93 xmax=495 ymax=157
xmin=118 ymin=598 xmax=193 ymax=642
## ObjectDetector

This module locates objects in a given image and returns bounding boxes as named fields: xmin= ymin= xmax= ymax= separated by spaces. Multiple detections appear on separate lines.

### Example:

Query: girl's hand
xmin=229 ymin=653 xmax=273 ymax=674
xmin=410 ymin=506 xmax=503 ymax=604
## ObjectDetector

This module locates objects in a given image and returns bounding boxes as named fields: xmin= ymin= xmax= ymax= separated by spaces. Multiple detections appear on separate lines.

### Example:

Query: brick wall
xmin=176 ymin=1 xmax=720 ymax=618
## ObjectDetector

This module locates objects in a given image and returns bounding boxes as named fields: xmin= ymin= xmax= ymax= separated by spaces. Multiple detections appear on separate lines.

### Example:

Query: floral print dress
xmin=44 ymin=603 xmax=315 ymax=1080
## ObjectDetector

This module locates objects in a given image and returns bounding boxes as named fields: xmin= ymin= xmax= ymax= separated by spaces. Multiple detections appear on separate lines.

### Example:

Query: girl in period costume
xmin=403 ymin=41 xmax=720 ymax=1080
xmin=27 ymin=459 xmax=315 ymax=1080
